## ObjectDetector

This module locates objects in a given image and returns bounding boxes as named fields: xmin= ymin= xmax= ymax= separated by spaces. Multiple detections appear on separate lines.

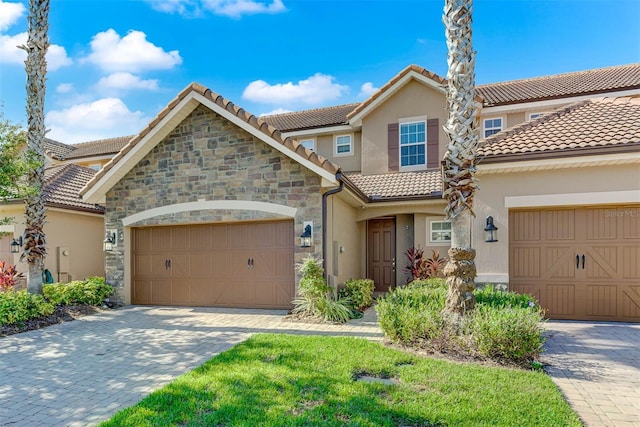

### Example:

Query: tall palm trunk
xmin=442 ymin=0 xmax=478 ymax=316
xmin=21 ymin=0 xmax=49 ymax=294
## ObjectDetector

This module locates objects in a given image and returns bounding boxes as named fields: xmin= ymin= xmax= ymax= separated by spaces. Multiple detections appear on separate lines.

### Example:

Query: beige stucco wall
xmin=326 ymin=195 xmax=365 ymax=287
xmin=313 ymin=131 xmax=362 ymax=173
xmin=474 ymin=161 xmax=640 ymax=285
xmin=0 ymin=205 xmax=104 ymax=282
xmin=361 ymin=79 xmax=448 ymax=175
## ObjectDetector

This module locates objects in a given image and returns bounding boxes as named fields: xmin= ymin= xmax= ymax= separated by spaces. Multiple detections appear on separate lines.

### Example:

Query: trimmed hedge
xmin=0 ymin=290 xmax=54 ymax=326
xmin=339 ymin=278 xmax=374 ymax=311
xmin=43 ymin=276 xmax=113 ymax=306
xmin=376 ymin=279 xmax=546 ymax=364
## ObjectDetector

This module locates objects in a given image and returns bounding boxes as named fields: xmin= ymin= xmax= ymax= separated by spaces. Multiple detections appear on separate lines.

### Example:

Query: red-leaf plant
xmin=0 ymin=261 xmax=23 ymax=292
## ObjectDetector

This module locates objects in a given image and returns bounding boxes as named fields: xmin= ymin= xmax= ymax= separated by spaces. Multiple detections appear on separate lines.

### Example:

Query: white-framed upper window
xmin=529 ymin=112 xmax=547 ymax=120
xmin=483 ymin=117 xmax=503 ymax=138
xmin=430 ymin=221 xmax=452 ymax=243
xmin=334 ymin=134 xmax=353 ymax=156
xmin=399 ymin=119 xmax=426 ymax=169
xmin=299 ymin=138 xmax=315 ymax=151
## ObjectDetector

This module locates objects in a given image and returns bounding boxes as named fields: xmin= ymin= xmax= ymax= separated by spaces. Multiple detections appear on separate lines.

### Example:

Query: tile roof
xmin=66 ymin=136 xmax=133 ymax=159
xmin=81 ymin=83 xmax=341 ymax=197
xmin=477 ymin=63 xmax=640 ymax=106
xmin=343 ymin=170 xmax=442 ymax=201
xmin=44 ymin=136 xmax=133 ymax=160
xmin=44 ymin=138 xmax=74 ymax=159
xmin=261 ymin=103 xmax=359 ymax=132
xmin=43 ymin=164 xmax=105 ymax=213
xmin=479 ymin=96 xmax=640 ymax=160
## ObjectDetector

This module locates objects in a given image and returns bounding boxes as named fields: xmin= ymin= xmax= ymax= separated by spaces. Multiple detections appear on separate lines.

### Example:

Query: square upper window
xmin=335 ymin=134 xmax=352 ymax=156
xmin=400 ymin=120 xmax=426 ymax=168
xmin=483 ymin=118 xmax=503 ymax=138
xmin=299 ymin=138 xmax=315 ymax=151
xmin=430 ymin=220 xmax=452 ymax=242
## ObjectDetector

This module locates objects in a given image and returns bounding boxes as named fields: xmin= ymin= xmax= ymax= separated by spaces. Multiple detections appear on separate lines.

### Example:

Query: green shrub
xmin=377 ymin=279 xmax=546 ymax=365
xmin=292 ymin=258 xmax=354 ymax=323
xmin=0 ymin=289 xmax=54 ymax=326
xmin=475 ymin=285 xmax=539 ymax=309
xmin=43 ymin=276 xmax=113 ymax=306
xmin=376 ymin=281 xmax=446 ymax=344
xmin=339 ymin=278 xmax=374 ymax=311
xmin=466 ymin=304 xmax=546 ymax=363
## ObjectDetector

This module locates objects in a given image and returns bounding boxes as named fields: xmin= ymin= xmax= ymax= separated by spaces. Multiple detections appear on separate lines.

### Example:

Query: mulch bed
xmin=0 ymin=304 xmax=107 ymax=337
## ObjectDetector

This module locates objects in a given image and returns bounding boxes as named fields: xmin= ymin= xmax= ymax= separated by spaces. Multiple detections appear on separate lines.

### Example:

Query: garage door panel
xmin=510 ymin=283 xmax=541 ymax=303
xmin=622 ymin=287 xmax=640 ymax=319
xmin=132 ymin=221 xmax=294 ymax=309
xmin=622 ymin=246 xmax=640 ymax=279
xmin=544 ymin=284 xmax=576 ymax=317
xmin=511 ymin=205 xmax=640 ymax=322
xmin=586 ymin=285 xmax=617 ymax=317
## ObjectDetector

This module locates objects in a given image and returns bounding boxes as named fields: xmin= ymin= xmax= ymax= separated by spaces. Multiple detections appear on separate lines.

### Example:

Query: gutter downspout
xmin=322 ymin=172 xmax=344 ymax=281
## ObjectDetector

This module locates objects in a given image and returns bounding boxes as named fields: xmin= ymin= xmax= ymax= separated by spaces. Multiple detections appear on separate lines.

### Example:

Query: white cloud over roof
xmin=243 ymin=73 xmax=348 ymax=105
xmin=83 ymin=29 xmax=182 ymax=73
xmin=358 ymin=82 xmax=379 ymax=98
xmin=46 ymin=98 xmax=149 ymax=144
xmin=94 ymin=72 xmax=160 ymax=92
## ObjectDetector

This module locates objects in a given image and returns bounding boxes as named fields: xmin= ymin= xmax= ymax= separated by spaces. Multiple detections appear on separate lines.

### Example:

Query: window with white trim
xmin=299 ymin=138 xmax=315 ymax=151
xmin=335 ymin=134 xmax=352 ymax=156
xmin=529 ymin=112 xmax=547 ymax=120
xmin=400 ymin=120 xmax=426 ymax=168
xmin=483 ymin=118 xmax=503 ymax=137
xmin=430 ymin=221 xmax=451 ymax=243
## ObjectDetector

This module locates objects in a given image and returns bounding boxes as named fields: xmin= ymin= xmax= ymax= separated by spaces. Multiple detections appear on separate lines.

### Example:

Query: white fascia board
xmin=282 ymin=125 xmax=354 ymax=138
xmin=349 ymin=72 xmax=447 ymax=126
xmin=68 ymin=154 xmax=114 ymax=164
xmin=480 ymin=88 xmax=640 ymax=115
xmin=193 ymin=92 xmax=338 ymax=185
xmin=82 ymin=96 xmax=200 ymax=204
xmin=477 ymin=151 xmax=640 ymax=174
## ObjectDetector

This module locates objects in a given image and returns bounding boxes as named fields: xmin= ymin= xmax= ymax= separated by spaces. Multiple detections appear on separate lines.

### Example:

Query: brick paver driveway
xmin=541 ymin=321 xmax=640 ymax=427
xmin=0 ymin=306 xmax=382 ymax=426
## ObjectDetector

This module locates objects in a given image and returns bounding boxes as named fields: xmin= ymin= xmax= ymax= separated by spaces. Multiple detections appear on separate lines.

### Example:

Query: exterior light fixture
xmin=103 ymin=231 xmax=116 ymax=252
xmin=300 ymin=223 xmax=312 ymax=248
xmin=484 ymin=216 xmax=498 ymax=243
xmin=10 ymin=236 xmax=22 ymax=254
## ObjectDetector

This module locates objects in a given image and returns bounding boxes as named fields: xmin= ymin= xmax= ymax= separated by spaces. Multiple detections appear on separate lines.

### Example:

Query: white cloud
xmin=94 ymin=72 xmax=159 ymax=92
xmin=0 ymin=32 xmax=72 ymax=71
xmin=0 ymin=0 xmax=25 ymax=31
xmin=259 ymin=107 xmax=291 ymax=116
xmin=242 ymin=73 xmax=348 ymax=105
xmin=46 ymin=98 xmax=149 ymax=143
xmin=56 ymin=83 xmax=74 ymax=94
xmin=358 ymin=82 xmax=379 ymax=98
xmin=146 ymin=0 xmax=286 ymax=18
xmin=84 ymin=29 xmax=182 ymax=73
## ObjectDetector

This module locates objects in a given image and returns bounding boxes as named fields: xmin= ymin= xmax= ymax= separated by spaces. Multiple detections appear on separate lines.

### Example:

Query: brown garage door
xmin=132 ymin=221 xmax=295 ymax=309
xmin=510 ymin=205 xmax=640 ymax=322
xmin=0 ymin=235 xmax=12 ymax=265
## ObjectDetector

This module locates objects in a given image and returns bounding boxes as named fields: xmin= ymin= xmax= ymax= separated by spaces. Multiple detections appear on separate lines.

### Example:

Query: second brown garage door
xmin=510 ymin=205 xmax=640 ymax=322
xmin=132 ymin=221 xmax=294 ymax=309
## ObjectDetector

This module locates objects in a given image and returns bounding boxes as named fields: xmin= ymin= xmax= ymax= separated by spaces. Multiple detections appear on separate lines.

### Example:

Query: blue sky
xmin=0 ymin=0 xmax=638 ymax=143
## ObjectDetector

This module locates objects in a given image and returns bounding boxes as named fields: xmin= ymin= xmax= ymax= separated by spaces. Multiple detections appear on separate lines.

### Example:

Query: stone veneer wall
xmin=104 ymin=105 xmax=324 ymax=302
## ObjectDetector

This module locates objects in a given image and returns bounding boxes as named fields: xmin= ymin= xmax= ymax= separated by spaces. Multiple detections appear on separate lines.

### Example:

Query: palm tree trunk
xmin=22 ymin=0 xmax=49 ymax=294
xmin=442 ymin=0 xmax=478 ymax=316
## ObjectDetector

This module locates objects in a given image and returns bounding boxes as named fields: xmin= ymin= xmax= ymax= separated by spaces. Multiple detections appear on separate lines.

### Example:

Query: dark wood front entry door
xmin=368 ymin=218 xmax=396 ymax=292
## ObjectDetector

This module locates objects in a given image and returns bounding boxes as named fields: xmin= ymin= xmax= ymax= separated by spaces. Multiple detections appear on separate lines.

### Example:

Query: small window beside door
xmin=430 ymin=221 xmax=451 ymax=242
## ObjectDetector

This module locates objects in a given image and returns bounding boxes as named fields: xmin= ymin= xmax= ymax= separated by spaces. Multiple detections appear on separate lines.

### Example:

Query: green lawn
xmin=101 ymin=334 xmax=580 ymax=427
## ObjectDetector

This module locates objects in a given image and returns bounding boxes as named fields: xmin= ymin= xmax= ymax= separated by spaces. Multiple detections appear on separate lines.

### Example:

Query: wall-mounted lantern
xmin=484 ymin=216 xmax=498 ymax=243
xmin=300 ymin=223 xmax=312 ymax=248
xmin=103 ymin=231 xmax=117 ymax=252
xmin=10 ymin=236 xmax=22 ymax=254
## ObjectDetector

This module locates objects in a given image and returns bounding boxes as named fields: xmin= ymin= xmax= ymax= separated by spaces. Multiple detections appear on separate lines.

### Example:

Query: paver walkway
xmin=541 ymin=321 xmax=640 ymax=427
xmin=0 ymin=306 xmax=383 ymax=426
